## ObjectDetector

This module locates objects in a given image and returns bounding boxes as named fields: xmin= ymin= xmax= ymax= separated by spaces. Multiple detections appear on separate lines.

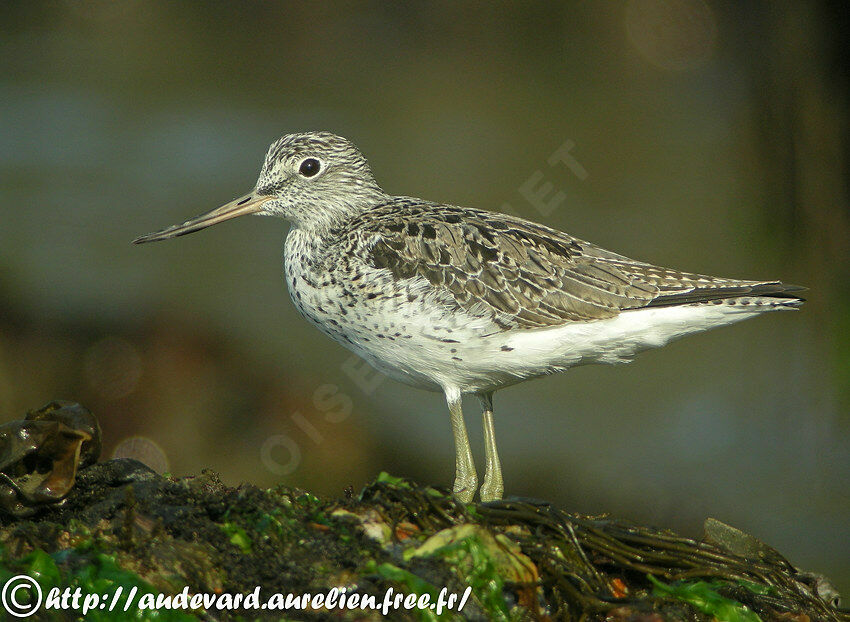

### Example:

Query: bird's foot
xmin=453 ymin=473 xmax=478 ymax=504
xmin=479 ymin=474 xmax=503 ymax=503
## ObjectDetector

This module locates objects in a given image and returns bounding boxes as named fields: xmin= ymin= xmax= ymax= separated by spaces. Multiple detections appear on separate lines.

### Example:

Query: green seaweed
xmin=371 ymin=561 xmax=439 ymax=600
xmin=221 ymin=522 xmax=253 ymax=554
xmin=375 ymin=472 xmax=413 ymax=489
xmin=0 ymin=545 xmax=197 ymax=621
xmin=367 ymin=561 xmax=445 ymax=622
xmin=405 ymin=525 xmax=533 ymax=622
xmin=648 ymin=575 xmax=762 ymax=622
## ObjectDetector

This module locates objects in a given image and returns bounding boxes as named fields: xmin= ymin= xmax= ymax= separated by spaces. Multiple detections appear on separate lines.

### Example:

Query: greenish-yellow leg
xmin=445 ymin=388 xmax=477 ymax=503
xmin=478 ymin=392 xmax=503 ymax=502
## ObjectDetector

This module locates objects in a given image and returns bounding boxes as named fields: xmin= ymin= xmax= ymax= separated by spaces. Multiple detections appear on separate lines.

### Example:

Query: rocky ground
xmin=0 ymin=404 xmax=846 ymax=621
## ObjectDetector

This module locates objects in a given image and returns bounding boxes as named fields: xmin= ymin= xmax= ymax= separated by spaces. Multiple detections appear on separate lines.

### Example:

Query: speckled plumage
xmin=135 ymin=131 xmax=804 ymax=502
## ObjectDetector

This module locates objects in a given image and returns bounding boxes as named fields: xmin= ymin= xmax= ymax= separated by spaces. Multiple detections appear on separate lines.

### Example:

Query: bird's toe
xmin=453 ymin=475 xmax=478 ymax=504
xmin=479 ymin=480 xmax=504 ymax=503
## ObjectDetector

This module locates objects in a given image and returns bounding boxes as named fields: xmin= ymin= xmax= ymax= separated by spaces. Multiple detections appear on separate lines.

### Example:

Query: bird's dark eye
xmin=298 ymin=158 xmax=321 ymax=177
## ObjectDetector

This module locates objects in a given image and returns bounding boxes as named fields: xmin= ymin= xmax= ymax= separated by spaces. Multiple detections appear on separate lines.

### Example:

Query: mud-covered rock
xmin=0 ymin=464 xmax=846 ymax=621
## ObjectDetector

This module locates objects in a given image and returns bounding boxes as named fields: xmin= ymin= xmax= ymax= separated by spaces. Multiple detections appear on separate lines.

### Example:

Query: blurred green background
xmin=1 ymin=0 xmax=848 ymax=595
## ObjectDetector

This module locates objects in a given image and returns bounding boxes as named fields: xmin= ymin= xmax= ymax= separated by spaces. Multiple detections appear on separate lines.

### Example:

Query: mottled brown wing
xmin=348 ymin=202 xmax=803 ymax=329
xmin=354 ymin=204 xmax=662 ymax=327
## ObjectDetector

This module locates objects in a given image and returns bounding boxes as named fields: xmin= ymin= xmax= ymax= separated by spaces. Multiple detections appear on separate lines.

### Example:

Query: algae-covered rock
xmin=0 ymin=411 xmax=845 ymax=620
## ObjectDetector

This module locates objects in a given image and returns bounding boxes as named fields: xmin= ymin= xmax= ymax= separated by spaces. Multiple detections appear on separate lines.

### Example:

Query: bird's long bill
xmin=132 ymin=193 xmax=271 ymax=244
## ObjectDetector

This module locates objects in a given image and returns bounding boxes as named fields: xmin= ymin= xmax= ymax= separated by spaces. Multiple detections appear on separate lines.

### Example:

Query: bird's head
xmin=133 ymin=131 xmax=386 ymax=244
